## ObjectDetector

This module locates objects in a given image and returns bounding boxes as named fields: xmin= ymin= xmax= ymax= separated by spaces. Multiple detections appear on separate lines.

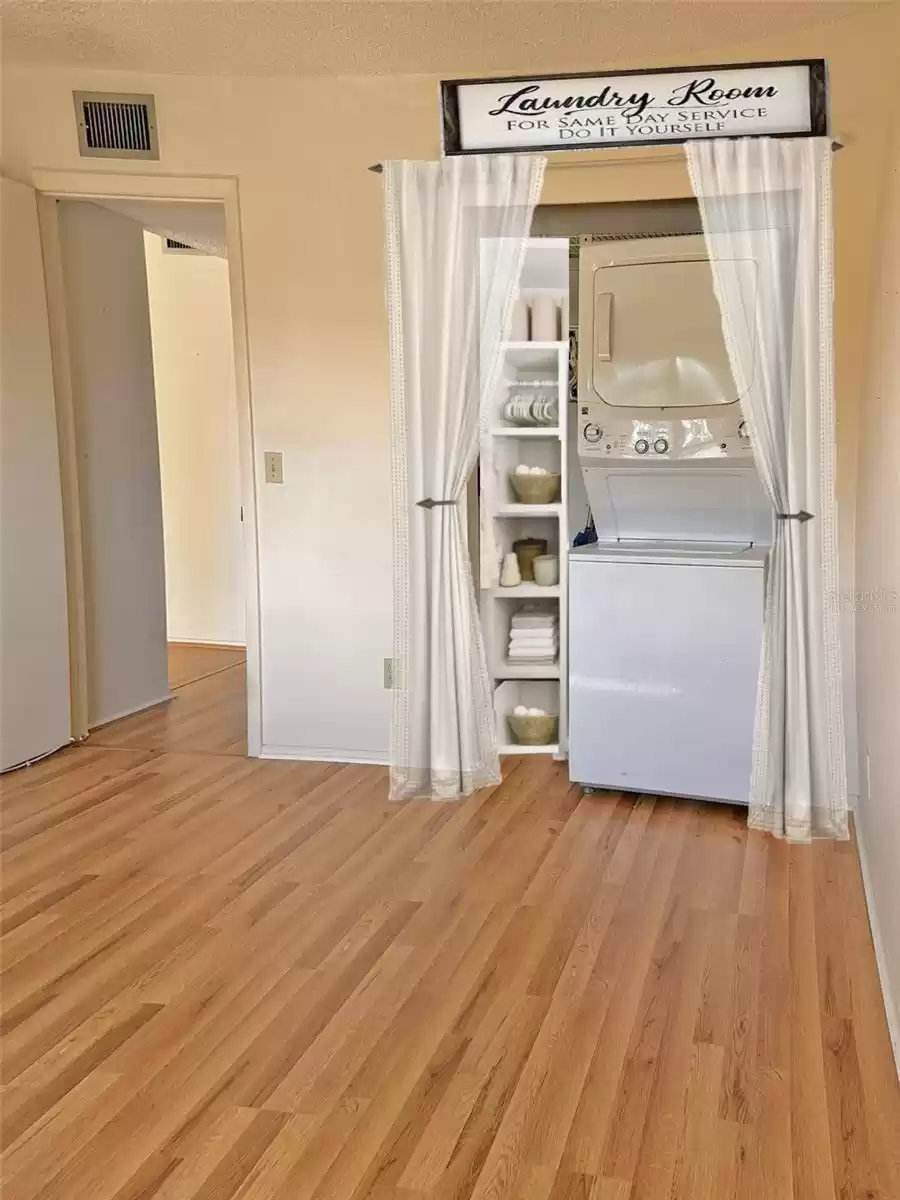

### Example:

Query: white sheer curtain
xmin=383 ymin=156 xmax=546 ymax=801
xmin=686 ymin=137 xmax=848 ymax=840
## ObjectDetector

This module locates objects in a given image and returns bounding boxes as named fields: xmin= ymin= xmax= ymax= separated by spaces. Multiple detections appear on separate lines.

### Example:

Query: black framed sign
xmin=441 ymin=60 xmax=827 ymax=156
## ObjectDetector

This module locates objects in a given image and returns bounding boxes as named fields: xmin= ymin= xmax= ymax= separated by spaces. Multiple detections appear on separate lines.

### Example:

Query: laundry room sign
xmin=441 ymin=60 xmax=827 ymax=155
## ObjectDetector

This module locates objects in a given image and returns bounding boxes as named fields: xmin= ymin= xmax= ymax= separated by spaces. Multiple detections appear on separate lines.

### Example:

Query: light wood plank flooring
xmin=1 ymin=716 xmax=898 ymax=1198
xmin=167 ymin=644 xmax=248 ymax=692
xmin=87 ymin=645 xmax=248 ymax=758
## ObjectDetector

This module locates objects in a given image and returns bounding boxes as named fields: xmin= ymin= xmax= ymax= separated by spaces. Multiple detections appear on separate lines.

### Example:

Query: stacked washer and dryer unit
xmin=568 ymin=235 xmax=772 ymax=805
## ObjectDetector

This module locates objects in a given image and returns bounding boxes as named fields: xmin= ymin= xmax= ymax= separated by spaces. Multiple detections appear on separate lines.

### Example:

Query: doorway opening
xmin=38 ymin=182 xmax=259 ymax=758
xmin=143 ymin=215 xmax=248 ymax=752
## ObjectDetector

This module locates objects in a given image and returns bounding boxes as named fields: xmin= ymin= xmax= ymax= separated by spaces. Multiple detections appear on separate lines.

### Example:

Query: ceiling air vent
xmin=163 ymin=237 xmax=203 ymax=254
xmin=74 ymin=92 xmax=159 ymax=160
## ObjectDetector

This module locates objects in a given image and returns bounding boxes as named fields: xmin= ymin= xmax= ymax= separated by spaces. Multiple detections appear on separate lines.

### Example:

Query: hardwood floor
xmin=167 ymin=644 xmax=247 ymax=691
xmin=1 ymin=728 xmax=898 ymax=1198
xmin=88 ymin=648 xmax=248 ymax=758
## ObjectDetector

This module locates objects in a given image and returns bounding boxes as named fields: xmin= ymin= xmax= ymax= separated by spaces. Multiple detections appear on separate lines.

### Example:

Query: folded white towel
xmin=511 ymin=612 xmax=556 ymax=628
xmin=509 ymin=631 xmax=557 ymax=644
xmin=508 ymin=644 xmax=558 ymax=658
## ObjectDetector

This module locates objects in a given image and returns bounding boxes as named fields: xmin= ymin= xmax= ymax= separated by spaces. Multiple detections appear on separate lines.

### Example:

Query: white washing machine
xmin=569 ymin=541 xmax=766 ymax=803
xmin=568 ymin=234 xmax=772 ymax=804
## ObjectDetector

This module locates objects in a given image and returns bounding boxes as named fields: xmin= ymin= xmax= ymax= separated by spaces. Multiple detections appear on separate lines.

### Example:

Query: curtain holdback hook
xmin=775 ymin=510 xmax=814 ymax=522
xmin=416 ymin=498 xmax=457 ymax=509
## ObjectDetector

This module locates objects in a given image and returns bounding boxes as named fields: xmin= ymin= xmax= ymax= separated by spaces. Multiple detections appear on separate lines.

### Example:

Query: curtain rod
xmin=368 ymin=138 xmax=844 ymax=173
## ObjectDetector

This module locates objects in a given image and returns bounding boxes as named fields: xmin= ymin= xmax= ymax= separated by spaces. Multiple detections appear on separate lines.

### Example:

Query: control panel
xmin=578 ymin=403 xmax=754 ymax=462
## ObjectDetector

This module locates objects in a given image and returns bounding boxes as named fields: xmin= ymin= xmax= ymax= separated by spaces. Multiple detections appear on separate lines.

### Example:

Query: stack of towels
xmin=507 ymin=607 xmax=558 ymax=665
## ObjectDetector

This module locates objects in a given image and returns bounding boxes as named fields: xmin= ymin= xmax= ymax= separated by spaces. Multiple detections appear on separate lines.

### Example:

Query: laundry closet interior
xmin=475 ymin=173 xmax=772 ymax=805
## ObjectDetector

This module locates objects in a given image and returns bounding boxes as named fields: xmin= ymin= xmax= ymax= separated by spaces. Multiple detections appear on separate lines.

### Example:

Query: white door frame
xmin=33 ymin=170 xmax=262 ymax=757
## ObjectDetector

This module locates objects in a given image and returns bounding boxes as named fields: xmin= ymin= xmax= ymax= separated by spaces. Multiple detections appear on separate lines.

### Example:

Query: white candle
xmin=531 ymin=296 xmax=558 ymax=342
xmin=510 ymin=297 xmax=529 ymax=342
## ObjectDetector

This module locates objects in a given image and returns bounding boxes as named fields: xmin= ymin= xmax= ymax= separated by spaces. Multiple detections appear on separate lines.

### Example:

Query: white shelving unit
xmin=478 ymin=239 xmax=570 ymax=758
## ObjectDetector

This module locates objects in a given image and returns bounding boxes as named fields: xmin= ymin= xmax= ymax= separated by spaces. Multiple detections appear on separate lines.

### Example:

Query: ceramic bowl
xmin=509 ymin=472 xmax=561 ymax=505
xmin=507 ymin=713 xmax=559 ymax=746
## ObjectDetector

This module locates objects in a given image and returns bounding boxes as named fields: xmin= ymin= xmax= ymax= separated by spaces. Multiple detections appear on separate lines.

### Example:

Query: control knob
xmin=634 ymin=437 xmax=650 ymax=455
xmin=737 ymin=420 xmax=750 ymax=441
xmin=583 ymin=422 xmax=602 ymax=444
xmin=653 ymin=437 xmax=669 ymax=455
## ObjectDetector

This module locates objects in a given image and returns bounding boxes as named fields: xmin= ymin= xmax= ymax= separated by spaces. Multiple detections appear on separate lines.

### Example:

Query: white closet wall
xmin=144 ymin=232 xmax=245 ymax=647
xmin=58 ymin=201 xmax=169 ymax=728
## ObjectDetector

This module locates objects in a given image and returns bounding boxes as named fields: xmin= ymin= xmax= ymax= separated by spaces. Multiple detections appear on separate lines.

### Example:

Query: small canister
xmin=512 ymin=537 xmax=548 ymax=581
xmin=533 ymin=554 xmax=560 ymax=587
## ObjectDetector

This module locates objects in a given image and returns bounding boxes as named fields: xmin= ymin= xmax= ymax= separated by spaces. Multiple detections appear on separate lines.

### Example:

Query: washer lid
xmin=582 ymin=465 xmax=773 ymax=547
xmin=570 ymin=540 xmax=768 ymax=568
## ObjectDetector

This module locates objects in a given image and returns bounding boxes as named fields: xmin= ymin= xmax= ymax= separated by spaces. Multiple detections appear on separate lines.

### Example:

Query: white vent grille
xmin=569 ymin=231 xmax=697 ymax=256
xmin=74 ymin=92 xmax=159 ymax=160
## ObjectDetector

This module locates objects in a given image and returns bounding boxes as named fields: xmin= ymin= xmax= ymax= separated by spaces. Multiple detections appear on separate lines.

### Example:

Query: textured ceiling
xmin=0 ymin=0 xmax=888 ymax=77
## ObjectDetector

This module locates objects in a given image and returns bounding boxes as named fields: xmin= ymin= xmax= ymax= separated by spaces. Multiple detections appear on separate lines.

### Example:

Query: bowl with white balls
xmin=508 ymin=706 xmax=559 ymax=747
xmin=509 ymin=465 xmax=561 ymax=505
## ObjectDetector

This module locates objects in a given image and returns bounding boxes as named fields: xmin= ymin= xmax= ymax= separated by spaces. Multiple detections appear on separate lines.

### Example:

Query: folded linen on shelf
xmin=508 ymin=605 xmax=558 ymax=665
xmin=510 ymin=611 xmax=556 ymax=629
xmin=509 ymin=645 xmax=557 ymax=656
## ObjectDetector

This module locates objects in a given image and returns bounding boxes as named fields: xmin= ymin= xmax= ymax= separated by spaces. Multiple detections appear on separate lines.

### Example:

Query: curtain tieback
xmin=416 ymin=498 xmax=457 ymax=509
xmin=775 ymin=510 xmax=814 ymax=522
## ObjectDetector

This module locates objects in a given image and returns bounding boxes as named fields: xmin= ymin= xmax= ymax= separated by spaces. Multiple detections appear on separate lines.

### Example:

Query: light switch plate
xmin=264 ymin=451 xmax=283 ymax=484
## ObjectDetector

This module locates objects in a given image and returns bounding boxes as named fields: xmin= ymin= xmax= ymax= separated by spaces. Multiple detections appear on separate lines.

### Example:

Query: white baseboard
xmin=89 ymin=691 xmax=173 ymax=731
xmin=260 ymin=744 xmax=388 ymax=767
xmin=854 ymin=814 xmax=900 ymax=1077
xmin=168 ymin=639 xmax=247 ymax=649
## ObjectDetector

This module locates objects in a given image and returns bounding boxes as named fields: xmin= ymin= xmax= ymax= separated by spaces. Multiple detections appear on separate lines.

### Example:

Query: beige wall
xmin=144 ymin=232 xmax=245 ymax=648
xmin=855 ymin=100 xmax=900 ymax=1055
xmin=2 ymin=5 xmax=898 ymax=762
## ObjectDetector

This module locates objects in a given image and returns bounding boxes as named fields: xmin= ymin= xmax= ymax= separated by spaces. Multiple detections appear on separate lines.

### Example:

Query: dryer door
xmin=578 ymin=236 xmax=757 ymax=410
